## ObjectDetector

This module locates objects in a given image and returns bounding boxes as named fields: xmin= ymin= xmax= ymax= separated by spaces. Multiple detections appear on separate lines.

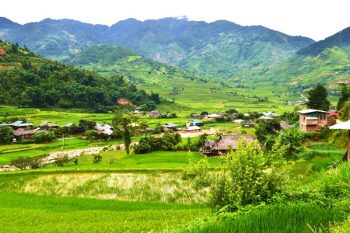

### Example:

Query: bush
xmin=0 ymin=126 xmax=14 ymax=144
xmin=10 ymin=155 xmax=46 ymax=169
xmin=134 ymin=133 xmax=182 ymax=154
xmin=276 ymin=127 xmax=303 ymax=158
xmin=208 ymin=140 xmax=286 ymax=210
xmin=93 ymin=154 xmax=102 ymax=163
xmin=55 ymin=155 xmax=69 ymax=166
xmin=33 ymin=131 xmax=56 ymax=143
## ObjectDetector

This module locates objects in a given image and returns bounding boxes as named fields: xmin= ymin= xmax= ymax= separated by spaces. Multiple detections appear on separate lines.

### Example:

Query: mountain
xmin=66 ymin=44 xmax=196 ymax=82
xmin=106 ymin=18 xmax=314 ymax=79
xmin=0 ymin=39 xmax=156 ymax=112
xmin=0 ymin=17 xmax=20 ymax=30
xmin=298 ymin=27 xmax=350 ymax=56
xmin=264 ymin=27 xmax=350 ymax=89
xmin=0 ymin=17 xmax=314 ymax=80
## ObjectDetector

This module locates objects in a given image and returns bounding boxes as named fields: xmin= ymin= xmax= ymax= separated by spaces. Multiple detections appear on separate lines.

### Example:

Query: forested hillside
xmin=0 ymin=40 xmax=156 ymax=112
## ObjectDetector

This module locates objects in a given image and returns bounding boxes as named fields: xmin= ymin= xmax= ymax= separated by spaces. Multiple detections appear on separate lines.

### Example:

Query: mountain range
xmin=0 ymin=17 xmax=314 ymax=80
xmin=1 ymin=16 xmax=350 ymax=91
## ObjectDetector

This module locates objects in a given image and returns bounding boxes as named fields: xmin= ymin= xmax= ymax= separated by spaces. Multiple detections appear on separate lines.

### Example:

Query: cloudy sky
xmin=2 ymin=0 xmax=350 ymax=41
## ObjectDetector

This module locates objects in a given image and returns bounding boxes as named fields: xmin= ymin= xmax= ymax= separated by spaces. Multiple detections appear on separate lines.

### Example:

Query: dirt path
xmin=0 ymin=142 xmax=138 ymax=172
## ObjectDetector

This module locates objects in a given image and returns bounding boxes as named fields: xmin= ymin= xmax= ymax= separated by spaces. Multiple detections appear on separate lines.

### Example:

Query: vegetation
xmin=307 ymin=84 xmax=330 ymax=111
xmin=0 ymin=40 xmax=157 ymax=112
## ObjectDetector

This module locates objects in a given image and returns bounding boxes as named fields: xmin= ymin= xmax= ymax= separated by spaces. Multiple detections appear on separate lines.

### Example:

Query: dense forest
xmin=0 ymin=40 xmax=157 ymax=112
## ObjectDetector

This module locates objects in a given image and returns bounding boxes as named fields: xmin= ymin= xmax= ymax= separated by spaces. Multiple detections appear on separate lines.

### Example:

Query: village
xmin=0 ymin=105 xmax=344 ymax=170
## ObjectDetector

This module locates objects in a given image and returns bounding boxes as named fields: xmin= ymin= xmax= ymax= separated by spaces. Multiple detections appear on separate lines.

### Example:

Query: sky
xmin=2 ymin=0 xmax=350 ymax=41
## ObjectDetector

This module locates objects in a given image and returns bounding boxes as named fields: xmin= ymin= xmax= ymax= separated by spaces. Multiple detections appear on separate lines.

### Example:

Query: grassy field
xmin=0 ymin=106 xmax=113 ymax=125
xmin=0 ymin=192 xmax=208 ymax=233
xmin=0 ymin=138 xmax=123 ymax=166
xmin=179 ymin=202 xmax=346 ymax=233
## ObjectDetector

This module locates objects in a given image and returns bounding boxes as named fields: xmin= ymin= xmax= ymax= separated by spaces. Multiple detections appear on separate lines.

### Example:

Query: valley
xmin=1 ymin=14 xmax=350 ymax=233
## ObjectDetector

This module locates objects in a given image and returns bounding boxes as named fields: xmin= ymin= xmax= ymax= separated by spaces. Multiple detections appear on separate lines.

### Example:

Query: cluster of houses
xmin=0 ymin=120 xmax=116 ymax=141
xmin=162 ymin=119 xmax=204 ymax=132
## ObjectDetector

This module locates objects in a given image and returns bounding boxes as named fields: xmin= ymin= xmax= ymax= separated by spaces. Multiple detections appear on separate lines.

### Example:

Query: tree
xmin=112 ymin=110 xmax=137 ymax=155
xmin=276 ymin=127 xmax=303 ymax=158
xmin=255 ymin=119 xmax=281 ymax=149
xmin=340 ymin=100 xmax=350 ymax=121
xmin=307 ymin=84 xmax=330 ymax=111
xmin=337 ymin=84 xmax=350 ymax=110
xmin=0 ymin=126 xmax=14 ymax=144
xmin=209 ymin=140 xmax=286 ymax=210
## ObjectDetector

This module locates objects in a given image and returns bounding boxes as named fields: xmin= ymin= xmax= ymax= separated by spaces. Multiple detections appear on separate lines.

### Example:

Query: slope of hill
xmin=0 ymin=17 xmax=314 ymax=80
xmin=264 ymin=27 xmax=350 ymax=89
xmin=0 ymin=40 xmax=155 ymax=112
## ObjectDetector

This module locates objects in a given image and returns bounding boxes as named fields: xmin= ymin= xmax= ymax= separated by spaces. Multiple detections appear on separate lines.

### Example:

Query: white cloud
xmin=2 ymin=0 xmax=350 ymax=40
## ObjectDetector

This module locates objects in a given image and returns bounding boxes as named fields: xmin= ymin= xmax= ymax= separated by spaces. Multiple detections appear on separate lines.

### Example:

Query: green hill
xmin=0 ymin=40 xmax=156 ymax=112
xmin=264 ymin=27 xmax=350 ymax=90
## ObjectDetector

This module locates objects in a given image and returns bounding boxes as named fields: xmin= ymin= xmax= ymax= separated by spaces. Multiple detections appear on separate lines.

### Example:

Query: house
xmin=94 ymin=124 xmax=113 ymax=135
xmin=201 ymin=135 xmax=255 ymax=156
xmin=186 ymin=119 xmax=204 ymax=127
xmin=262 ymin=112 xmax=279 ymax=118
xmin=298 ymin=109 xmax=335 ymax=132
xmin=207 ymin=113 xmax=221 ymax=119
xmin=242 ymin=120 xmax=255 ymax=128
xmin=259 ymin=116 xmax=274 ymax=120
xmin=13 ymin=128 xmax=48 ymax=139
xmin=40 ymin=121 xmax=59 ymax=128
xmin=9 ymin=121 xmax=33 ymax=129
xmin=190 ymin=113 xmax=202 ymax=118
xmin=280 ymin=121 xmax=292 ymax=130
xmin=162 ymin=123 xmax=178 ymax=131
xmin=185 ymin=126 xmax=201 ymax=132
xmin=233 ymin=119 xmax=244 ymax=124
xmin=148 ymin=111 xmax=161 ymax=118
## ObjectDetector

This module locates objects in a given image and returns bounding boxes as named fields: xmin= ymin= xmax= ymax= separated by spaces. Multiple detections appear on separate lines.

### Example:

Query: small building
xmin=280 ymin=121 xmax=292 ymax=130
xmin=298 ymin=109 xmax=335 ymax=132
xmin=9 ymin=121 xmax=34 ymax=129
xmin=201 ymin=135 xmax=255 ymax=156
xmin=259 ymin=116 xmax=274 ymax=120
xmin=262 ymin=112 xmax=279 ymax=118
xmin=40 ymin=121 xmax=59 ymax=128
xmin=233 ymin=119 xmax=244 ymax=124
xmin=207 ymin=113 xmax=222 ymax=119
xmin=185 ymin=126 xmax=201 ymax=132
xmin=190 ymin=113 xmax=202 ymax=118
xmin=13 ymin=128 xmax=48 ymax=139
xmin=242 ymin=120 xmax=255 ymax=128
xmin=94 ymin=124 xmax=113 ymax=135
xmin=162 ymin=123 xmax=178 ymax=131
xmin=186 ymin=119 xmax=204 ymax=127
xmin=148 ymin=111 xmax=161 ymax=118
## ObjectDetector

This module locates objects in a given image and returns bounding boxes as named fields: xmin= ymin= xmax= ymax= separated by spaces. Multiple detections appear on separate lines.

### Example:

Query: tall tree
xmin=337 ymin=84 xmax=350 ymax=110
xmin=307 ymin=84 xmax=330 ymax=111
xmin=112 ymin=110 xmax=137 ymax=155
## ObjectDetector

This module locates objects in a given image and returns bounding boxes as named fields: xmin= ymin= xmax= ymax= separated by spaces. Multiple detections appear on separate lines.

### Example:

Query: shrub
xmin=0 ymin=126 xmax=14 ymax=144
xmin=10 ymin=155 xmax=46 ymax=169
xmin=55 ymin=155 xmax=69 ymax=167
xmin=208 ymin=140 xmax=286 ymax=210
xmin=276 ymin=127 xmax=303 ymax=158
xmin=93 ymin=154 xmax=102 ymax=163
xmin=134 ymin=133 xmax=182 ymax=154
xmin=33 ymin=131 xmax=56 ymax=143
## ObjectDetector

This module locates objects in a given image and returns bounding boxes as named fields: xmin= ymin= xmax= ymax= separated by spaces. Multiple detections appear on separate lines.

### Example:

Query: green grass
xmin=0 ymin=192 xmax=208 ymax=233
xmin=290 ymin=143 xmax=345 ymax=178
xmin=0 ymin=105 xmax=113 ymax=125
xmin=36 ymin=150 xmax=222 ymax=172
xmin=0 ymin=138 xmax=122 ymax=165
xmin=179 ymin=202 xmax=345 ymax=233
